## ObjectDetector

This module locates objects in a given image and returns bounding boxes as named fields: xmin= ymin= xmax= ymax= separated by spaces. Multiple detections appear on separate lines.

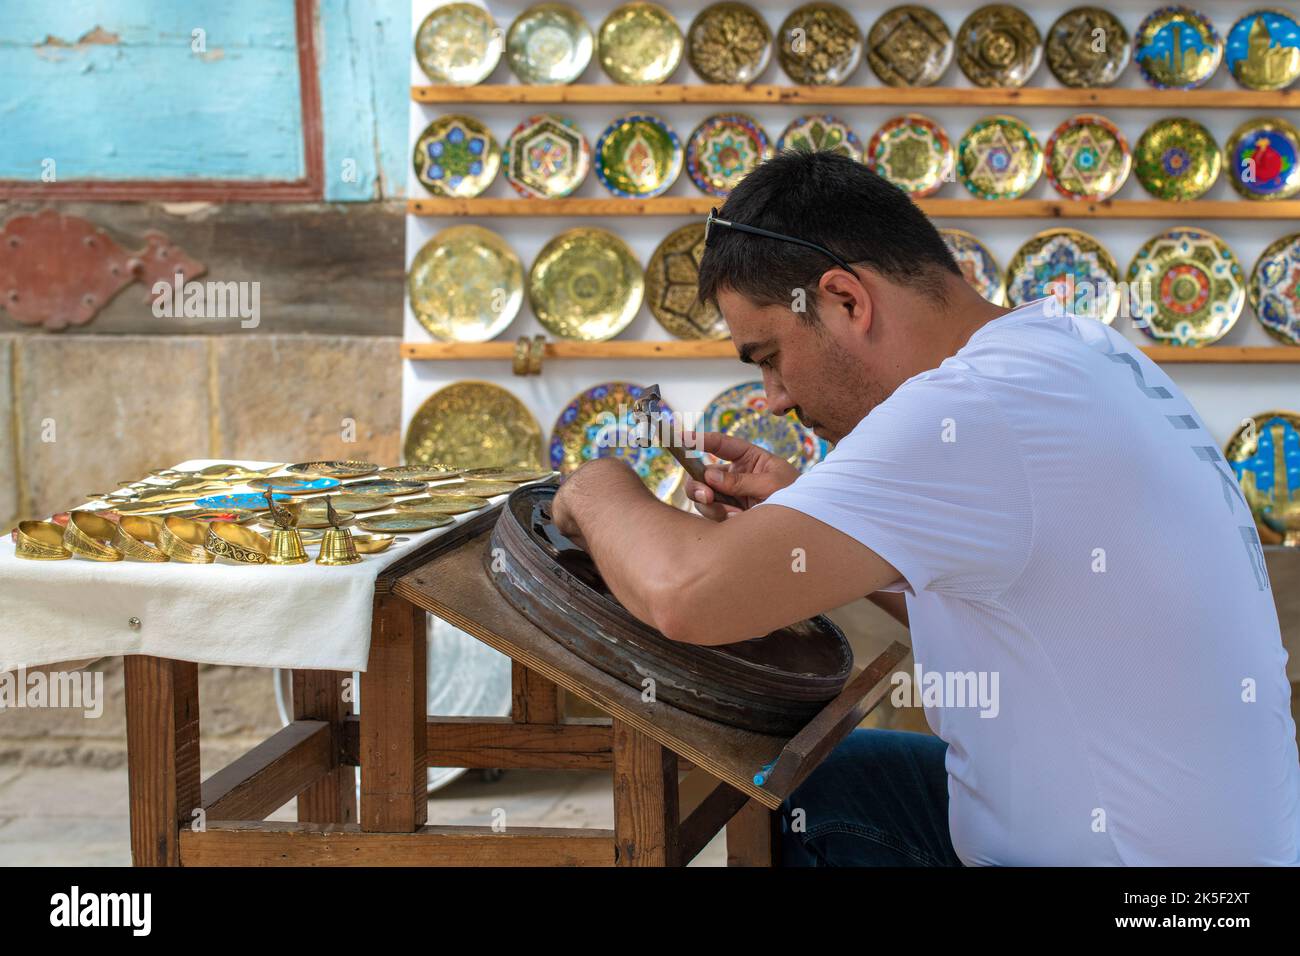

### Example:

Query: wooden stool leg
xmin=612 ymin=719 xmax=680 ymax=866
xmin=123 ymin=655 xmax=201 ymax=867
xmin=292 ymin=669 xmax=357 ymax=824
xmin=727 ymin=799 xmax=782 ymax=867
xmin=360 ymin=595 xmax=427 ymax=832
xmin=511 ymin=661 xmax=562 ymax=723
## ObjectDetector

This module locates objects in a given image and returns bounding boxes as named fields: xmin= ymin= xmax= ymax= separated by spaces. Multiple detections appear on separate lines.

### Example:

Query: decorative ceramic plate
xmin=395 ymin=494 xmax=491 ymax=514
xmin=404 ymin=380 xmax=545 ymax=469
xmin=687 ymin=2 xmax=772 ymax=84
xmin=299 ymin=494 xmax=395 ymax=514
xmin=528 ymin=227 xmax=643 ymax=340
xmin=867 ymin=113 xmax=954 ymax=197
xmin=645 ymin=223 xmax=728 ymax=340
xmin=506 ymin=2 xmax=594 ymax=84
xmin=340 ymin=479 xmax=428 ymax=497
xmin=380 ymin=465 xmax=464 ymax=481
xmin=955 ymin=4 xmax=1042 ymax=87
xmin=1225 ymin=116 xmax=1300 ymax=200
xmin=504 ymin=113 xmax=591 ymax=198
xmin=1005 ymin=228 xmax=1121 ymax=324
xmin=1224 ymin=410 xmax=1300 ymax=543
xmin=1045 ymin=113 xmax=1132 ymax=201
xmin=1134 ymin=117 xmax=1220 ymax=200
xmin=550 ymin=382 xmax=684 ymax=502
xmin=1045 ymin=7 xmax=1130 ymax=88
xmin=358 ymin=514 xmax=454 ymax=533
xmin=701 ymin=382 xmax=830 ymax=472
xmin=777 ymin=114 xmax=862 ymax=160
xmin=413 ymin=114 xmax=500 ymax=198
xmin=1134 ymin=6 xmax=1222 ymax=90
xmin=286 ymin=461 xmax=380 ymax=479
xmin=1226 ymin=8 xmax=1300 ymax=91
xmin=461 ymin=467 xmax=556 ymax=482
xmin=594 ymin=113 xmax=682 ymax=198
xmin=250 ymin=476 xmax=341 ymax=495
xmin=941 ymin=228 xmax=1005 ymax=304
xmin=866 ymin=5 xmax=952 ymax=87
xmin=598 ymin=2 xmax=684 ymax=84
xmin=195 ymin=493 xmax=291 ymax=510
xmin=414 ymin=3 xmax=503 ymax=85
xmin=408 ymin=226 xmax=523 ymax=342
xmin=957 ymin=114 xmax=1043 ymax=199
xmin=777 ymin=3 xmax=862 ymax=86
xmin=1249 ymin=232 xmax=1300 ymax=345
xmin=685 ymin=113 xmax=771 ymax=197
xmin=1126 ymin=227 xmax=1245 ymax=346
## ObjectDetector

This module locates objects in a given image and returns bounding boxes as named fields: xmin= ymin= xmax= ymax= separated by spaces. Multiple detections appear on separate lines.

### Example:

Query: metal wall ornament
xmin=1225 ymin=116 xmax=1300 ymax=201
xmin=414 ymin=3 xmax=504 ymax=85
xmin=506 ymin=3 xmax=594 ymax=84
xmin=955 ymin=4 xmax=1042 ymax=88
xmin=1226 ymin=8 xmax=1300 ymax=91
xmin=685 ymin=113 xmax=772 ymax=197
xmin=408 ymin=225 xmax=524 ymax=343
xmin=777 ymin=114 xmax=862 ymax=160
xmin=1225 ymin=410 xmax=1300 ymax=546
xmin=777 ymin=3 xmax=863 ymax=86
xmin=1134 ymin=5 xmax=1223 ymax=90
xmin=404 ymin=380 xmax=546 ymax=470
xmin=1005 ymin=228 xmax=1122 ymax=324
xmin=1127 ymin=227 xmax=1246 ymax=347
xmin=867 ymin=113 xmax=954 ymax=197
xmin=941 ymin=228 xmax=1005 ymax=305
xmin=701 ymin=382 xmax=830 ymax=472
xmin=1045 ymin=7 xmax=1131 ymax=88
xmin=866 ymin=5 xmax=953 ymax=87
xmin=594 ymin=113 xmax=683 ymax=198
xmin=598 ymin=2 xmax=684 ymax=84
xmin=1134 ymin=117 xmax=1221 ymax=201
xmin=1249 ymin=232 xmax=1300 ymax=346
xmin=645 ymin=223 xmax=729 ymax=340
xmin=687 ymin=2 xmax=772 ymax=84
xmin=957 ymin=114 xmax=1043 ymax=200
xmin=528 ymin=228 xmax=643 ymax=341
xmin=1044 ymin=113 xmax=1132 ymax=201
xmin=413 ymin=114 xmax=501 ymax=198
xmin=504 ymin=113 xmax=591 ymax=198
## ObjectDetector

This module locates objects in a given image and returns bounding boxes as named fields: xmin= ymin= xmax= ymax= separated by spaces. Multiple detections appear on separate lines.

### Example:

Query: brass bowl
xmin=352 ymin=534 xmax=397 ymax=555
xmin=111 ymin=515 xmax=169 ymax=562
xmin=15 ymin=520 xmax=71 ymax=561
xmin=205 ymin=522 xmax=272 ymax=564
xmin=159 ymin=515 xmax=215 ymax=564
xmin=63 ymin=511 xmax=123 ymax=562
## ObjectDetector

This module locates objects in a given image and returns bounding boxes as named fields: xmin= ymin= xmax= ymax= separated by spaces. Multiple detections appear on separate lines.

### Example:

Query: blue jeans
xmin=779 ymin=728 xmax=963 ymax=866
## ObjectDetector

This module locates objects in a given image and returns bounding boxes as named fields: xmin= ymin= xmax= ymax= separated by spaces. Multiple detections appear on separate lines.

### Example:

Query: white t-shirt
xmin=761 ymin=296 xmax=1300 ymax=866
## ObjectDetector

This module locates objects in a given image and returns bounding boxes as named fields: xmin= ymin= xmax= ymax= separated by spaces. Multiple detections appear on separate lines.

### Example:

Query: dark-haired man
xmin=551 ymin=150 xmax=1299 ymax=866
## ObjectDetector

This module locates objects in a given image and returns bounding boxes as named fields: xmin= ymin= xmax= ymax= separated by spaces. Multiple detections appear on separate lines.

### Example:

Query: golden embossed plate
xmin=955 ymin=4 xmax=1042 ymax=87
xmin=380 ymin=465 xmax=464 ymax=481
xmin=1045 ymin=113 xmax=1131 ymax=201
xmin=1005 ymin=228 xmax=1121 ymax=324
xmin=507 ymin=2 xmax=594 ymax=84
xmin=404 ymin=380 xmax=545 ymax=469
xmin=777 ymin=114 xmax=862 ymax=160
xmin=867 ymin=4 xmax=953 ymax=87
xmin=1127 ymin=227 xmax=1245 ymax=346
xmin=1045 ymin=6 xmax=1130 ymax=88
xmin=297 ymin=494 xmax=395 ymax=514
xmin=460 ymin=467 xmax=556 ymax=482
xmin=1249 ymin=232 xmax=1300 ymax=346
xmin=395 ymin=494 xmax=491 ymax=514
xmin=286 ymin=461 xmax=380 ymax=479
xmin=415 ymin=3 xmax=503 ymax=86
xmin=1226 ymin=8 xmax=1300 ymax=91
xmin=645 ymin=223 xmax=728 ymax=340
xmin=424 ymin=480 xmax=519 ymax=497
xmin=529 ymin=227 xmax=643 ymax=341
xmin=598 ymin=2 xmax=684 ymax=84
xmin=687 ymin=2 xmax=772 ymax=84
xmin=340 ymin=479 xmax=428 ymax=497
xmin=941 ymin=228 xmax=1005 ymax=304
xmin=867 ymin=113 xmax=954 ymax=197
xmin=358 ymin=514 xmax=454 ymax=533
xmin=594 ymin=113 xmax=682 ymax=198
xmin=957 ymin=114 xmax=1042 ymax=199
xmin=777 ymin=3 xmax=862 ymax=85
xmin=1135 ymin=6 xmax=1222 ymax=90
xmin=1134 ymin=117 xmax=1220 ymax=201
xmin=1225 ymin=116 xmax=1300 ymax=201
xmin=504 ymin=113 xmax=591 ymax=198
xmin=413 ymin=114 xmax=500 ymax=198
xmin=409 ymin=225 xmax=523 ymax=342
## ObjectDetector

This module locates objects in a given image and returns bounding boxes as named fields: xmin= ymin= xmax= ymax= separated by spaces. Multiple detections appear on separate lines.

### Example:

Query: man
xmin=551 ymin=150 xmax=1299 ymax=866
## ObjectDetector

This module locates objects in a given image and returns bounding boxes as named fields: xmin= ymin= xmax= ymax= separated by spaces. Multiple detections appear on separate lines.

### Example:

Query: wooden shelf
xmin=413 ymin=84 xmax=1300 ymax=109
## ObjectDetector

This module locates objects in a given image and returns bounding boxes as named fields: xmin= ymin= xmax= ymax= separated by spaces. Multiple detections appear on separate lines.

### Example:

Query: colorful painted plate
xmin=395 ymin=494 xmax=491 ymax=514
xmin=777 ymin=114 xmax=862 ymax=160
xmin=528 ymin=227 xmax=644 ymax=340
xmin=506 ymin=2 xmax=594 ymax=84
xmin=413 ymin=114 xmax=500 ymax=198
xmin=957 ymin=114 xmax=1042 ymax=200
xmin=866 ymin=5 xmax=952 ymax=87
xmin=941 ymin=228 xmax=1005 ymax=305
xmin=645 ymin=223 xmax=728 ymax=340
xmin=504 ymin=113 xmax=591 ymax=198
xmin=1045 ymin=7 xmax=1130 ymax=88
xmin=1005 ymin=228 xmax=1121 ymax=324
xmin=700 ymin=382 xmax=830 ymax=472
xmin=550 ymin=382 xmax=684 ymax=502
xmin=598 ymin=2 xmax=683 ymax=84
xmin=1249 ymin=232 xmax=1300 ymax=346
xmin=1226 ymin=8 xmax=1300 ymax=91
xmin=1134 ymin=6 xmax=1222 ymax=90
xmin=1045 ymin=113 xmax=1132 ymax=201
xmin=1134 ymin=117 xmax=1220 ymax=201
xmin=594 ymin=113 xmax=682 ymax=198
xmin=414 ymin=3 xmax=503 ymax=86
xmin=250 ymin=476 xmax=341 ymax=495
xmin=1225 ymin=411 xmax=1300 ymax=543
xmin=379 ymin=465 xmax=464 ymax=481
xmin=358 ymin=514 xmax=454 ymax=533
xmin=867 ymin=113 xmax=954 ymax=197
xmin=1126 ymin=227 xmax=1245 ymax=347
xmin=195 ymin=493 xmax=291 ymax=511
xmin=687 ymin=2 xmax=772 ymax=84
xmin=685 ymin=113 xmax=771 ymax=197
xmin=408 ymin=225 xmax=523 ymax=342
xmin=955 ymin=4 xmax=1042 ymax=88
xmin=340 ymin=479 xmax=428 ymax=497
xmin=286 ymin=461 xmax=380 ymax=479
xmin=1225 ymin=116 xmax=1300 ymax=201
xmin=777 ymin=3 xmax=862 ymax=86
xmin=404 ymin=380 xmax=545 ymax=470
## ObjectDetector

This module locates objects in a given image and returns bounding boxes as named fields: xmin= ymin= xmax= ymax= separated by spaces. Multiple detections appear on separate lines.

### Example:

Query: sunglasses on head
xmin=704 ymin=207 xmax=857 ymax=276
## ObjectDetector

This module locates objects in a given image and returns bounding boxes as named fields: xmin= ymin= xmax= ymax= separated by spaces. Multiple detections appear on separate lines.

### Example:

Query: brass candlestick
xmin=317 ymin=496 xmax=361 ymax=566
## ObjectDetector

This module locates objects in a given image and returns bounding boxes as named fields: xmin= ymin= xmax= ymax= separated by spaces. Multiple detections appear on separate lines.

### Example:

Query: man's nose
xmin=763 ymin=378 xmax=794 ymax=417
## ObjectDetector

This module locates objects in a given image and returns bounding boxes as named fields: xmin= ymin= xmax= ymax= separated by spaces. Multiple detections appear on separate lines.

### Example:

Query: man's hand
xmin=684 ymin=432 xmax=800 ymax=521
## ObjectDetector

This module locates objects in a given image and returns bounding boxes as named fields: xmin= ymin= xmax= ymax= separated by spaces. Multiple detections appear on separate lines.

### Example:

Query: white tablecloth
xmin=0 ymin=460 xmax=510 ymax=673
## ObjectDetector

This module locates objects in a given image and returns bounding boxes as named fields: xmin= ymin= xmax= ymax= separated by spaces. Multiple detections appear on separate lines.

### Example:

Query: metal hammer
xmin=632 ymin=384 xmax=744 ymax=510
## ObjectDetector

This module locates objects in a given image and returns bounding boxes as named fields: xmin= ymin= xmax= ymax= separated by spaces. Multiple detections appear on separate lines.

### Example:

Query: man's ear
xmin=819 ymin=268 xmax=872 ymax=330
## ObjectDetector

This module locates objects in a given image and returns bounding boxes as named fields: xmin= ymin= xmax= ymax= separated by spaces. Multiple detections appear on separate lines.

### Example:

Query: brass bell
xmin=316 ymin=496 xmax=361 ymax=566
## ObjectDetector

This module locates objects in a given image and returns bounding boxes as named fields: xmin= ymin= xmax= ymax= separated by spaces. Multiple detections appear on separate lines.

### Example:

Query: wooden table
xmin=124 ymin=506 xmax=909 ymax=866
